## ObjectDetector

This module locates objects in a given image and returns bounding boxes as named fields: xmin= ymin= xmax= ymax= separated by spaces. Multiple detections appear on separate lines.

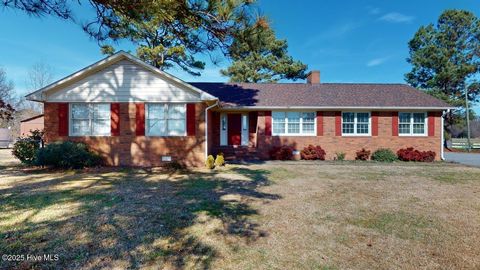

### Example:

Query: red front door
xmin=228 ymin=114 xmax=242 ymax=145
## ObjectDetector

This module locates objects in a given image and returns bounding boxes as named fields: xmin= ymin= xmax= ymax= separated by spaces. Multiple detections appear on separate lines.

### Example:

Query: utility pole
xmin=465 ymin=88 xmax=472 ymax=152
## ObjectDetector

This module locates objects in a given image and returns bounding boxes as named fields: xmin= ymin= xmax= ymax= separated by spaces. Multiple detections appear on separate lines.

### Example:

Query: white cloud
xmin=366 ymin=57 xmax=389 ymax=67
xmin=302 ymin=22 xmax=362 ymax=49
xmin=327 ymin=22 xmax=361 ymax=38
xmin=379 ymin=12 xmax=414 ymax=23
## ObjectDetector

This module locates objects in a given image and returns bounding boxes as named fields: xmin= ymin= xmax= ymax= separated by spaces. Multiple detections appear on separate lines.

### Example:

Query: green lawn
xmin=1 ymin=158 xmax=480 ymax=269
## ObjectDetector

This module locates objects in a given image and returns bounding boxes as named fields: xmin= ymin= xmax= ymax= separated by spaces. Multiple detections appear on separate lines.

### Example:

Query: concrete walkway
xmin=445 ymin=152 xmax=480 ymax=167
xmin=0 ymin=149 xmax=19 ymax=167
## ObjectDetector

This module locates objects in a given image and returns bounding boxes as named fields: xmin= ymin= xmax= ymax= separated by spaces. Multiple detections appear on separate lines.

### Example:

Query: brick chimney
xmin=306 ymin=70 xmax=320 ymax=84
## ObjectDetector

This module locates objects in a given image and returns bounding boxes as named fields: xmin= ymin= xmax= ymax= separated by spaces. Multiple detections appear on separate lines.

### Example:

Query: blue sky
xmin=0 ymin=0 xmax=478 ymax=111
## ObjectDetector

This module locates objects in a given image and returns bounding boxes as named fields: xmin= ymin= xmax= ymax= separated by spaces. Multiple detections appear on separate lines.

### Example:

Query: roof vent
xmin=306 ymin=70 xmax=320 ymax=84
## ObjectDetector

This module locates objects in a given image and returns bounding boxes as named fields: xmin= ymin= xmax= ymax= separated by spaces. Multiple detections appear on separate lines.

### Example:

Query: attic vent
xmin=161 ymin=156 xmax=172 ymax=162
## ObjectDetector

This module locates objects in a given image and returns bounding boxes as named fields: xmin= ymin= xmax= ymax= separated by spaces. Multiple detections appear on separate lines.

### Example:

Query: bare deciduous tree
xmin=0 ymin=67 xmax=15 ymax=128
xmin=0 ymin=67 xmax=14 ymax=103
xmin=22 ymin=62 xmax=55 ymax=112
xmin=26 ymin=62 xmax=54 ymax=91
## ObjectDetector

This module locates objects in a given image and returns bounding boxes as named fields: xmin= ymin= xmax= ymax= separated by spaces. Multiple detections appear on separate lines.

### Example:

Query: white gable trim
xmin=25 ymin=51 xmax=218 ymax=102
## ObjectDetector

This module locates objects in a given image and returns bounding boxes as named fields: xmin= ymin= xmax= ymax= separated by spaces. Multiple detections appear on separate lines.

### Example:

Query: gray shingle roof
xmin=190 ymin=82 xmax=451 ymax=109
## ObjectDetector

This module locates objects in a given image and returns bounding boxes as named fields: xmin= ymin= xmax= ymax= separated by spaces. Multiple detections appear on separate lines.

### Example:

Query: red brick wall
xmin=253 ymin=111 xmax=443 ymax=160
xmin=44 ymin=102 xmax=207 ymax=167
xmin=208 ymin=111 xmax=220 ymax=154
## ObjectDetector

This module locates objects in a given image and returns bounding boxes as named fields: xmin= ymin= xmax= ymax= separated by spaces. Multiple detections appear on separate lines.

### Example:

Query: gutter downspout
xmin=205 ymin=100 xmax=219 ymax=160
xmin=441 ymin=109 xmax=448 ymax=160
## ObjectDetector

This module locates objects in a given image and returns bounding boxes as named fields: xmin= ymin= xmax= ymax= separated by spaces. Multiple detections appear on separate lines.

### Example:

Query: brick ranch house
xmin=26 ymin=51 xmax=452 ymax=166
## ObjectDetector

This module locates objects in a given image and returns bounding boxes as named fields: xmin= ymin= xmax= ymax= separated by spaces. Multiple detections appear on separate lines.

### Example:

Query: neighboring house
xmin=20 ymin=114 xmax=44 ymax=136
xmin=0 ymin=128 xmax=11 ymax=148
xmin=9 ymin=109 xmax=41 ymax=139
xmin=26 ymin=51 xmax=452 ymax=166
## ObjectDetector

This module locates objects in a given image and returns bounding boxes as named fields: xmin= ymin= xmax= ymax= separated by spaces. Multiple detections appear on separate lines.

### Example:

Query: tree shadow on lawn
xmin=0 ymin=166 xmax=280 ymax=269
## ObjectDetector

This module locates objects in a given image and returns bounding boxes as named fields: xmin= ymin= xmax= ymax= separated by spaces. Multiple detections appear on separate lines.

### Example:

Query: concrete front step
xmin=211 ymin=146 xmax=260 ymax=161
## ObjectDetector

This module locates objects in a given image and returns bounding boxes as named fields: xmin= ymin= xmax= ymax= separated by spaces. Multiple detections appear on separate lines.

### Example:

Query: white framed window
xmin=272 ymin=111 xmax=316 ymax=135
xmin=70 ymin=103 xmax=111 ymax=136
xmin=399 ymin=112 xmax=427 ymax=136
xmin=146 ymin=103 xmax=186 ymax=136
xmin=342 ymin=112 xmax=371 ymax=136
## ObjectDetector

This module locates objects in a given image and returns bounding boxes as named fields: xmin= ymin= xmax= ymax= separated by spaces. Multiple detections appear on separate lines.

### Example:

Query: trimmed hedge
xmin=300 ymin=145 xmax=326 ymax=160
xmin=355 ymin=148 xmax=371 ymax=161
xmin=335 ymin=152 xmax=346 ymax=161
xmin=397 ymin=147 xmax=436 ymax=162
xmin=35 ymin=141 xmax=103 ymax=169
xmin=371 ymin=148 xmax=397 ymax=162
xmin=12 ymin=138 xmax=40 ymax=165
xmin=215 ymin=153 xmax=225 ymax=167
xmin=269 ymin=145 xmax=294 ymax=160
xmin=11 ymin=129 xmax=44 ymax=165
xmin=205 ymin=155 xmax=215 ymax=169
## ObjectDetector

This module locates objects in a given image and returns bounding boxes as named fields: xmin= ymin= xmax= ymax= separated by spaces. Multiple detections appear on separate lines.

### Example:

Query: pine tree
xmin=98 ymin=0 xmax=256 ymax=76
xmin=3 ymin=0 xmax=307 ymax=81
xmin=221 ymin=18 xmax=307 ymax=82
xmin=406 ymin=9 xmax=480 ymax=131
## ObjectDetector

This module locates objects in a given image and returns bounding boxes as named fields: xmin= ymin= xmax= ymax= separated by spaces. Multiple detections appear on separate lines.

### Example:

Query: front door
xmin=228 ymin=114 xmax=242 ymax=145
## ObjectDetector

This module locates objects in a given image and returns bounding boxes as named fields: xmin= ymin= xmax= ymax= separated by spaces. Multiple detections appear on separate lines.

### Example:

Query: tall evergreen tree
xmin=405 ymin=9 xmax=480 ymax=131
xmin=98 ymin=0 xmax=255 ymax=76
xmin=221 ymin=18 xmax=307 ymax=82
xmin=3 ymin=0 xmax=306 ymax=81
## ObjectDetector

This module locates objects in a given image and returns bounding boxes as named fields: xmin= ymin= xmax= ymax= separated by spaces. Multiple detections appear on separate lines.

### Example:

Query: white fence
xmin=451 ymin=138 xmax=480 ymax=149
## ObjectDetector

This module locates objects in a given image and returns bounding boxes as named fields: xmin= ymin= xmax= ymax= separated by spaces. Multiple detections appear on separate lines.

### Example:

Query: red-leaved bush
xmin=269 ymin=145 xmax=294 ymax=160
xmin=300 ymin=145 xmax=326 ymax=160
xmin=397 ymin=147 xmax=436 ymax=162
xmin=355 ymin=148 xmax=371 ymax=160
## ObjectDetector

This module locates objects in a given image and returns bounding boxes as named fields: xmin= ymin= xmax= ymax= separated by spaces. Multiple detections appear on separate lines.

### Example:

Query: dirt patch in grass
xmin=1 ymin=161 xmax=479 ymax=269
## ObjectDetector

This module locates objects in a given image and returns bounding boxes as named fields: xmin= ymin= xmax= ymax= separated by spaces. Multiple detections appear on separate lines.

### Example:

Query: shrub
xmin=371 ymin=148 xmax=397 ymax=162
xmin=355 ymin=148 xmax=371 ymax=161
xmin=397 ymin=147 xmax=436 ymax=162
xmin=35 ymin=141 xmax=103 ymax=169
xmin=335 ymin=152 xmax=346 ymax=161
xmin=11 ymin=129 xmax=44 ymax=165
xmin=29 ymin=129 xmax=44 ymax=142
xmin=12 ymin=138 xmax=39 ymax=165
xmin=269 ymin=145 xmax=294 ymax=160
xmin=300 ymin=145 xmax=326 ymax=160
xmin=205 ymin=155 xmax=215 ymax=169
xmin=215 ymin=153 xmax=225 ymax=167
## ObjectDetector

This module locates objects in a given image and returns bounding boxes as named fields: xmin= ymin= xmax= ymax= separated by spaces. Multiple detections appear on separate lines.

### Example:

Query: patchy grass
xmin=430 ymin=170 xmax=480 ymax=184
xmin=0 ymin=157 xmax=479 ymax=269
xmin=350 ymin=211 xmax=438 ymax=240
